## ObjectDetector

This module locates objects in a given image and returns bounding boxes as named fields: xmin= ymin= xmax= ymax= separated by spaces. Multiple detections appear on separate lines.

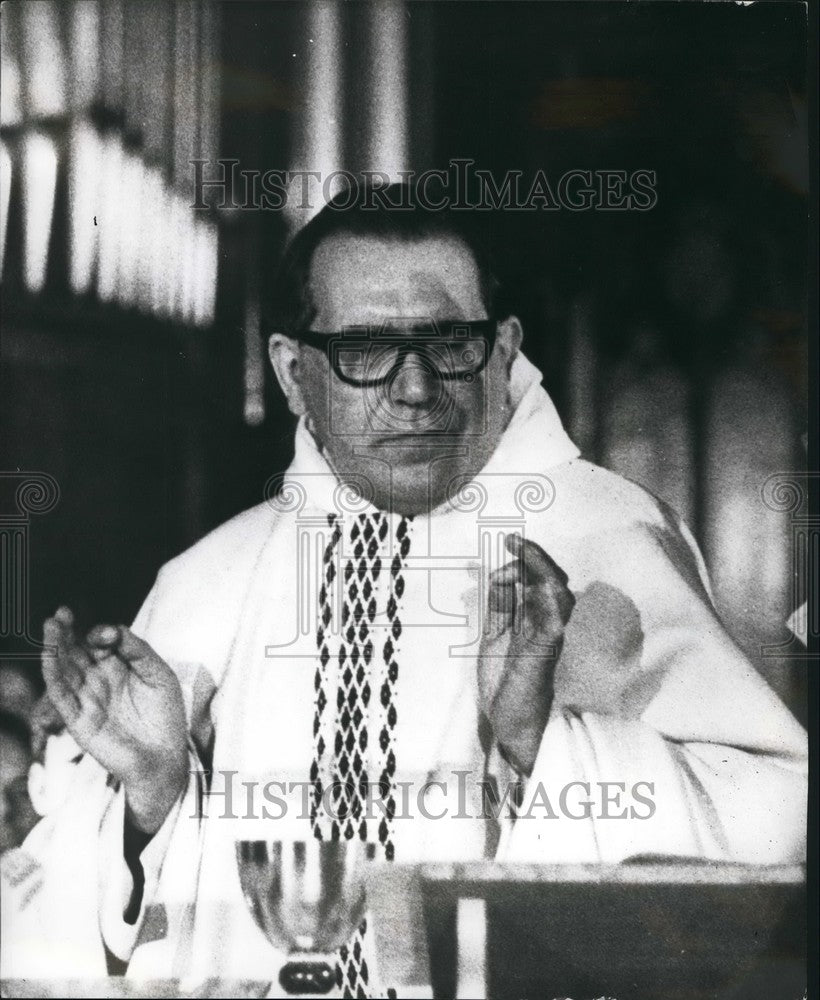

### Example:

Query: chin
xmin=380 ymin=464 xmax=458 ymax=517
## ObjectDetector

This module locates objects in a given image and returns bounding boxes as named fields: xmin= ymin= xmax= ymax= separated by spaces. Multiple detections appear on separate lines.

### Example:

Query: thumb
xmin=86 ymin=623 xmax=121 ymax=648
xmin=114 ymin=626 xmax=167 ymax=681
xmin=506 ymin=533 xmax=568 ymax=586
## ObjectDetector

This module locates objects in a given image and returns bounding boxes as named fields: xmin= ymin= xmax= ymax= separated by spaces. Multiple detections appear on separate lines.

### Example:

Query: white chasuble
xmin=2 ymin=355 xmax=806 ymax=991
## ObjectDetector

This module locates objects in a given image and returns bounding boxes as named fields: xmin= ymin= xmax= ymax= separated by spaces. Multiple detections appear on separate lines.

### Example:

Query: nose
xmin=388 ymin=350 xmax=440 ymax=408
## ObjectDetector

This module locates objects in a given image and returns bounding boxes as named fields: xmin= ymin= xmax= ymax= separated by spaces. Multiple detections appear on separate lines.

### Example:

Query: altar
xmin=1 ymin=861 xmax=805 ymax=999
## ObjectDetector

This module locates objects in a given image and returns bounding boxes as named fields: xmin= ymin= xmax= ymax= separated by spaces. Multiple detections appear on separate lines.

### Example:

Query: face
xmin=270 ymin=234 xmax=522 ymax=515
xmin=0 ymin=665 xmax=38 ymax=719
xmin=27 ymin=730 xmax=84 ymax=818
xmin=0 ymin=732 xmax=35 ymax=852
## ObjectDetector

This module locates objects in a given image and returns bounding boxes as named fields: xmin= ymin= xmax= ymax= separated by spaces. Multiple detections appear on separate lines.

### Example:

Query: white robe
xmin=1 ymin=355 xmax=806 ymax=988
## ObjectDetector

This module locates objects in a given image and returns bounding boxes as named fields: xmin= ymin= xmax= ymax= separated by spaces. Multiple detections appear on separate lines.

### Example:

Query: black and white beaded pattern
xmin=311 ymin=510 xmax=412 ymax=998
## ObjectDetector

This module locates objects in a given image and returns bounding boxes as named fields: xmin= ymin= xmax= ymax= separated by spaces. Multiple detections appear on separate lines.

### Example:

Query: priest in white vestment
xmin=2 ymin=188 xmax=806 ymax=995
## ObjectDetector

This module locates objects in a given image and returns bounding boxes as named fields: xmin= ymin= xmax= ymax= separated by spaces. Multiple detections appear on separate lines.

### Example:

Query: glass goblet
xmin=236 ymin=839 xmax=371 ymax=996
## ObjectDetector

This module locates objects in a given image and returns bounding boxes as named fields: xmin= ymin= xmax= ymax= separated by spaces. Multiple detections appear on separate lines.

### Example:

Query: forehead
xmin=308 ymin=233 xmax=485 ymax=327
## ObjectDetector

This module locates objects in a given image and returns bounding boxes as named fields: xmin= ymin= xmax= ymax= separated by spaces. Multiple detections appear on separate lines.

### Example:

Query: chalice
xmin=236 ymin=839 xmax=372 ymax=996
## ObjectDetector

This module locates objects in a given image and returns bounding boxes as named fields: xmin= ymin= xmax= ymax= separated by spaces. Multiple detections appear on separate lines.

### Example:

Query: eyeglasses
xmin=292 ymin=319 xmax=497 ymax=388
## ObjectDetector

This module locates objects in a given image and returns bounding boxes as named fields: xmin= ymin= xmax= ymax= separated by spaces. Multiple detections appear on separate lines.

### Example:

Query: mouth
xmin=373 ymin=431 xmax=458 ymax=446
xmin=367 ymin=432 xmax=464 ymax=465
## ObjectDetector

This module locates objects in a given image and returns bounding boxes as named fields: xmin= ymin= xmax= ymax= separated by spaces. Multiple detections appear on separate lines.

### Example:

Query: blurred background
xmin=0 ymin=0 xmax=810 ymax=755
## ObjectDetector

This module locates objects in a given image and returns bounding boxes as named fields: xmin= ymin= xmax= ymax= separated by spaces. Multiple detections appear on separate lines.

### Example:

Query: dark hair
xmin=268 ymin=181 xmax=504 ymax=337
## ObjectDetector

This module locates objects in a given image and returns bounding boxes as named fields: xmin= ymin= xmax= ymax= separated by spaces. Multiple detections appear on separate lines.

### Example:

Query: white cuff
xmin=98 ymin=776 xmax=187 ymax=962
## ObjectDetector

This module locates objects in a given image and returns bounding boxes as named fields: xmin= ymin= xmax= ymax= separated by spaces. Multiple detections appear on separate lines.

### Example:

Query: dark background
xmin=1 ymin=1 xmax=810 ymax=719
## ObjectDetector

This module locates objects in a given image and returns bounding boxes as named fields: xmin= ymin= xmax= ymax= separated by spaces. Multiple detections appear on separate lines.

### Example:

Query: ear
xmin=495 ymin=315 xmax=523 ymax=373
xmin=268 ymin=334 xmax=307 ymax=417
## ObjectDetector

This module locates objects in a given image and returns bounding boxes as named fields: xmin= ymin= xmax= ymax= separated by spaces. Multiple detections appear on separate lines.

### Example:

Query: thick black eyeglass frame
xmin=291 ymin=319 xmax=498 ymax=387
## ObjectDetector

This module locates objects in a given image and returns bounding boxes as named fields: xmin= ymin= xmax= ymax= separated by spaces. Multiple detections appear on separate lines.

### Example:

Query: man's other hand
xmin=41 ymin=607 xmax=187 ymax=835
xmin=478 ymin=534 xmax=575 ymax=776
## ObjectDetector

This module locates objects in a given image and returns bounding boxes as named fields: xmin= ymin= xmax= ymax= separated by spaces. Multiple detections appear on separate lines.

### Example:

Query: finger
xmin=86 ymin=624 xmax=122 ymax=663
xmin=41 ymin=631 xmax=81 ymax=726
xmin=505 ymin=535 xmax=574 ymax=638
xmin=43 ymin=616 xmax=88 ymax=692
xmin=52 ymin=606 xmax=82 ymax=664
xmin=506 ymin=534 xmax=568 ymax=587
xmin=42 ymin=655 xmax=82 ymax=719
xmin=81 ymin=660 xmax=113 ymax=708
xmin=30 ymin=693 xmax=65 ymax=758
xmin=486 ymin=577 xmax=517 ymax=640
xmin=515 ymin=595 xmax=573 ymax=660
xmin=86 ymin=624 xmax=121 ymax=649
xmin=43 ymin=610 xmax=71 ymax=653
xmin=86 ymin=624 xmax=155 ymax=680
xmin=114 ymin=626 xmax=163 ymax=681
xmin=86 ymin=647 xmax=128 ymax=690
xmin=487 ymin=577 xmax=516 ymax=616
xmin=84 ymin=624 xmax=164 ymax=691
xmin=72 ymin=684 xmax=107 ymax=737
xmin=522 ymin=575 xmax=575 ymax=629
xmin=488 ymin=560 xmax=522 ymax=588
xmin=515 ymin=581 xmax=569 ymax=640
xmin=53 ymin=605 xmax=76 ymax=635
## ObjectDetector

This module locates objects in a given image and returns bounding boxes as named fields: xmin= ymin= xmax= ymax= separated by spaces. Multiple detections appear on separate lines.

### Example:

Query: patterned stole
xmin=311 ymin=510 xmax=412 ymax=999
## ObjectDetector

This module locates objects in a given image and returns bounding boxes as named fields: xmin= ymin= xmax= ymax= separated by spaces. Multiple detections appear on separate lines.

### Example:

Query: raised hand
xmin=41 ymin=607 xmax=188 ymax=834
xmin=478 ymin=533 xmax=575 ymax=776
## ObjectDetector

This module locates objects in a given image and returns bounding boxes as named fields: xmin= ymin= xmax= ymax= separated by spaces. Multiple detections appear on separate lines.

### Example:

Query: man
xmin=0 ymin=710 xmax=38 ymax=855
xmin=10 ymin=186 xmax=806 ymax=992
xmin=0 ymin=703 xmax=84 ymax=978
xmin=0 ymin=663 xmax=41 ymax=724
